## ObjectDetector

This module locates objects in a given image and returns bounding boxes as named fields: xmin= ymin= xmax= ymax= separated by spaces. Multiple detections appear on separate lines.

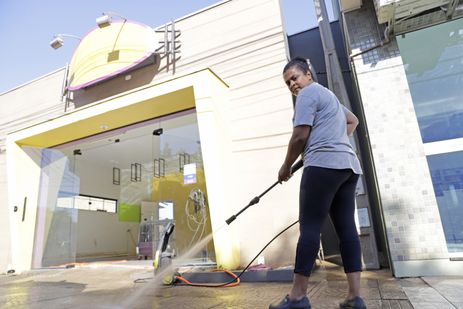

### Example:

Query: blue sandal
xmin=269 ymin=295 xmax=311 ymax=309
xmin=339 ymin=296 xmax=366 ymax=308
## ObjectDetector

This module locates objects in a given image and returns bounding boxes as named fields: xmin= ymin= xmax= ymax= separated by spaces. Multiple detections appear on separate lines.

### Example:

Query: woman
xmin=269 ymin=57 xmax=366 ymax=309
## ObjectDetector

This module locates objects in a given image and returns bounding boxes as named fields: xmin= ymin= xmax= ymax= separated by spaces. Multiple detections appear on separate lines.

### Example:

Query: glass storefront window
xmin=398 ymin=19 xmax=463 ymax=255
xmin=34 ymin=110 xmax=216 ymax=267
xmin=427 ymin=151 xmax=463 ymax=253
xmin=397 ymin=19 xmax=463 ymax=143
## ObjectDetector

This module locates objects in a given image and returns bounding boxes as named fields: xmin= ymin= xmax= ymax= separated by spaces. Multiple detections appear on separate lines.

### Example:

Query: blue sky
xmin=0 ymin=0 xmax=335 ymax=94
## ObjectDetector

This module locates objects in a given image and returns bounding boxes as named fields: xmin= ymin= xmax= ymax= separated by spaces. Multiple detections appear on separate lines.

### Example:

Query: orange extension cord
xmin=174 ymin=269 xmax=240 ymax=287
xmin=172 ymin=220 xmax=299 ymax=288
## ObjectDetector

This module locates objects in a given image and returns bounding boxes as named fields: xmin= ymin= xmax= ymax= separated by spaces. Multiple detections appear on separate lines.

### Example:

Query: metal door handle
xmin=22 ymin=197 xmax=27 ymax=222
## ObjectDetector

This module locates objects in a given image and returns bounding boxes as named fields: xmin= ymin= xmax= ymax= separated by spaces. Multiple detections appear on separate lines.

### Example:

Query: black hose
xmin=173 ymin=219 xmax=299 ymax=288
xmin=141 ymin=160 xmax=305 ymax=287
xmin=203 ymin=160 xmax=304 ymax=286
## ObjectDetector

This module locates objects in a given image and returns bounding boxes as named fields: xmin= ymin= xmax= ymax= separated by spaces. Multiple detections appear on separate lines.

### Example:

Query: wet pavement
xmin=1 ymin=260 xmax=462 ymax=308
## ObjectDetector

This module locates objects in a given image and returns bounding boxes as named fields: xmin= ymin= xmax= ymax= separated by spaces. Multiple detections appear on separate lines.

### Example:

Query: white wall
xmin=0 ymin=69 xmax=65 ymax=137
xmin=0 ymin=151 xmax=12 ymax=273
xmin=76 ymin=159 xmax=139 ymax=258
xmin=76 ymin=211 xmax=139 ymax=258
xmin=78 ymin=159 xmax=120 ymax=200
xmin=1 ymin=0 xmax=300 ymax=270
xmin=0 ymin=70 xmax=65 ymax=272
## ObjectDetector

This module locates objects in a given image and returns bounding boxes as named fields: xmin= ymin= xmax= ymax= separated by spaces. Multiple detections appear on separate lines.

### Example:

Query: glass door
xmin=33 ymin=148 xmax=79 ymax=268
xmin=152 ymin=111 xmax=215 ymax=265
xmin=32 ymin=110 xmax=215 ymax=268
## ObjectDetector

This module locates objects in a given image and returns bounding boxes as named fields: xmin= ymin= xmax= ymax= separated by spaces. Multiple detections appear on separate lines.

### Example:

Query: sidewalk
xmin=0 ymin=260 xmax=462 ymax=308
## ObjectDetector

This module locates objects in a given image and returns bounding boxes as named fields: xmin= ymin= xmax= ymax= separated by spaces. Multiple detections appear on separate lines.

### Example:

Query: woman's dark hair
xmin=283 ymin=57 xmax=313 ymax=76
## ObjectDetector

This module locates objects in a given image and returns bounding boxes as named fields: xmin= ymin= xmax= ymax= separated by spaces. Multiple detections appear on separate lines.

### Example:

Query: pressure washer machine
xmin=152 ymin=221 xmax=175 ymax=273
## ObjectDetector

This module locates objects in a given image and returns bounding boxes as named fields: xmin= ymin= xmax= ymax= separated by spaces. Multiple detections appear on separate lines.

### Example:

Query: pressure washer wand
xmin=225 ymin=160 xmax=303 ymax=225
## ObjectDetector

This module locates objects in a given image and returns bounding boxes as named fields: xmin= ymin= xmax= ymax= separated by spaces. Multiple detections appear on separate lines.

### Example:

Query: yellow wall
xmin=17 ymin=87 xmax=195 ymax=148
xmin=152 ymin=168 xmax=215 ymax=258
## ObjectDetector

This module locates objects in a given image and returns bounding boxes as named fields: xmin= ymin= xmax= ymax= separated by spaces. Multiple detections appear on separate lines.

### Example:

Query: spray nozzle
xmin=225 ymin=215 xmax=236 ymax=225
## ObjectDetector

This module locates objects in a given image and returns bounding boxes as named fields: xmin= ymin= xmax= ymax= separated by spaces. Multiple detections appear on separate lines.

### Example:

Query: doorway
xmin=32 ymin=109 xmax=215 ymax=267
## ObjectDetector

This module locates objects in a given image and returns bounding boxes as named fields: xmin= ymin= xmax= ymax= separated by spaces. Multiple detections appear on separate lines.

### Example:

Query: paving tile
xmin=399 ymin=277 xmax=428 ymax=287
xmin=395 ymin=299 xmax=414 ymax=309
xmin=365 ymin=299 xmax=413 ymax=309
xmin=408 ymin=302 xmax=455 ymax=309
xmin=422 ymin=277 xmax=463 ymax=303
xmin=403 ymin=286 xmax=455 ymax=308
xmin=378 ymin=279 xmax=408 ymax=300
xmin=0 ymin=261 xmax=461 ymax=309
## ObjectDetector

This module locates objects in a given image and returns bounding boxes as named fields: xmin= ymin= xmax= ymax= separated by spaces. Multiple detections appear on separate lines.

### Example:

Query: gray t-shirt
xmin=293 ymin=82 xmax=362 ymax=174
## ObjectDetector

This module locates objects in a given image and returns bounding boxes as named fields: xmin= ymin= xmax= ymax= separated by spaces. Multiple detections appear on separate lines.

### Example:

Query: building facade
xmin=339 ymin=0 xmax=463 ymax=276
xmin=0 ymin=0 xmax=462 ymax=278
xmin=0 ymin=0 xmax=299 ymax=274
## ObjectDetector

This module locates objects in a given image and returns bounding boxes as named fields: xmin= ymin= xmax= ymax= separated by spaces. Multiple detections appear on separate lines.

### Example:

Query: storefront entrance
xmin=31 ymin=110 xmax=215 ymax=268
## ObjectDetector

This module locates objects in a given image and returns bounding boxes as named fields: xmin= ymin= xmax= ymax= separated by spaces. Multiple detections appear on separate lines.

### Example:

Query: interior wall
xmin=152 ymin=168 xmax=215 ymax=258
xmin=77 ymin=159 xmax=119 ymax=200
xmin=119 ymin=166 xmax=153 ymax=206
xmin=76 ymin=211 xmax=139 ymax=258
xmin=75 ymin=159 xmax=138 ymax=258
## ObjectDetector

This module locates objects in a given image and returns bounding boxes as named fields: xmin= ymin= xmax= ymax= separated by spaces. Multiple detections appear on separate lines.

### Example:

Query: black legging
xmin=294 ymin=166 xmax=362 ymax=276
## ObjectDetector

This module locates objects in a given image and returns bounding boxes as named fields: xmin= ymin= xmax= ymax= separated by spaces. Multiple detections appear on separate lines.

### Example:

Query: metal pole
xmin=313 ymin=0 xmax=352 ymax=111
xmin=313 ymin=0 xmax=360 ymax=186
xmin=313 ymin=0 xmax=362 ymax=228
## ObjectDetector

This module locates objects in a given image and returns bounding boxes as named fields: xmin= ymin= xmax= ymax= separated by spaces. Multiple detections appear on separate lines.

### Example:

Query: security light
xmin=96 ymin=12 xmax=127 ymax=28
xmin=96 ymin=15 xmax=112 ymax=28
xmin=50 ymin=37 xmax=64 ymax=49
xmin=49 ymin=34 xmax=81 ymax=50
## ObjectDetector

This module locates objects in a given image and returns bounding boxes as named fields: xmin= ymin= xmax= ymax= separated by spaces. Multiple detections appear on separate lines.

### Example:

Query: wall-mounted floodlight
xmin=49 ymin=34 xmax=82 ymax=49
xmin=96 ymin=12 xmax=127 ymax=28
